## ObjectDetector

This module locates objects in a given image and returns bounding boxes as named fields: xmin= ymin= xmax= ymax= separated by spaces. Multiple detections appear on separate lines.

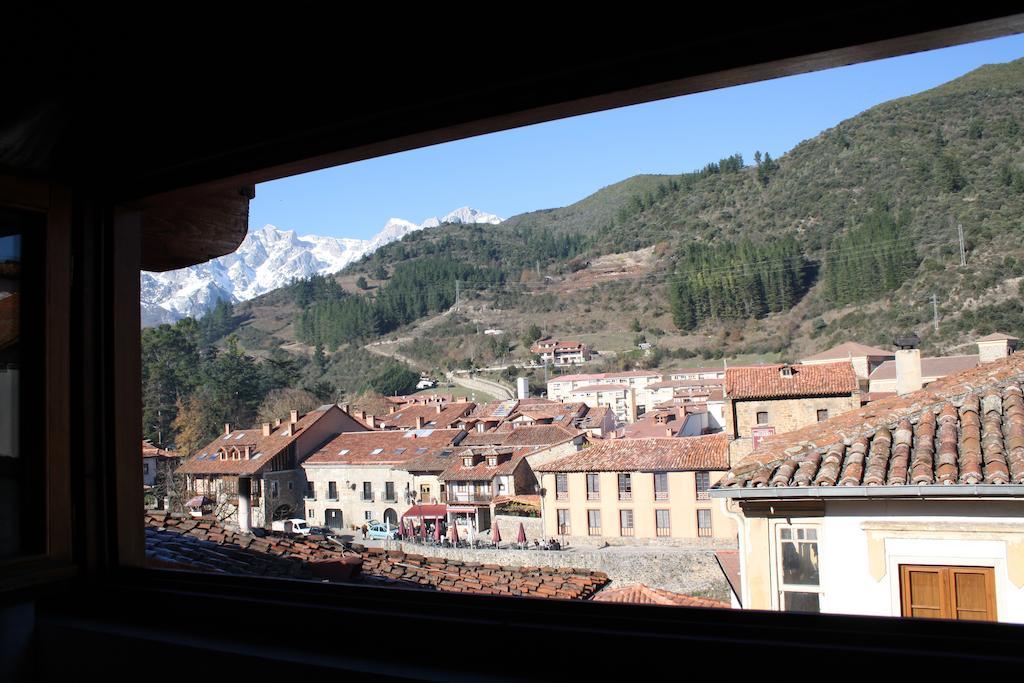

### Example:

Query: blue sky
xmin=249 ymin=33 xmax=1024 ymax=241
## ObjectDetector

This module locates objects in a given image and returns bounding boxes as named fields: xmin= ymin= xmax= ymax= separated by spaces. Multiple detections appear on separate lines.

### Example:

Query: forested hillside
xmin=143 ymin=57 xmax=1024 ymax=450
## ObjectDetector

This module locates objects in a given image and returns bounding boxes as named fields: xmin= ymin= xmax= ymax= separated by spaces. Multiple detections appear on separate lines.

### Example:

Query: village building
xmin=575 ymin=405 xmax=618 ymax=438
xmin=437 ymin=446 xmax=536 ymax=537
xmin=142 ymin=439 xmax=182 ymax=488
xmin=665 ymin=367 xmax=726 ymax=382
xmin=570 ymin=384 xmax=638 ymax=424
xmin=622 ymin=405 xmax=718 ymax=439
xmin=868 ymin=354 xmax=979 ymax=397
xmin=530 ymin=337 xmax=591 ymax=365
xmin=723 ymin=362 xmax=860 ymax=464
xmin=799 ymin=341 xmax=895 ymax=391
xmin=176 ymin=405 xmax=367 ymax=530
xmin=536 ymin=434 xmax=734 ymax=545
xmin=301 ymin=428 xmax=467 ymax=532
xmin=711 ymin=350 xmax=1024 ymax=623
xmin=375 ymin=400 xmax=475 ymax=431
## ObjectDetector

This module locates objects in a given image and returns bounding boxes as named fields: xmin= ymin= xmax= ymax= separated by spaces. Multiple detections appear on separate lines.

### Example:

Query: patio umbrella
xmin=407 ymin=519 xmax=416 ymax=541
xmin=492 ymin=521 xmax=501 ymax=544
xmin=450 ymin=523 xmax=459 ymax=545
xmin=420 ymin=518 xmax=428 ymax=541
xmin=433 ymin=519 xmax=442 ymax=542
xmin=517 ymin=522 xmax=527 ymax=545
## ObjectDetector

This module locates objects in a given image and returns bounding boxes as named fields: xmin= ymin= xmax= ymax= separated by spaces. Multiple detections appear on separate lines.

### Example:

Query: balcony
xmin=586 ymin=491 xmax=600 ymax=501
xmin=556 ymin=491 xmax=568 ymax=501
xmin=447 ymin=492 xmax=493 ymax=504
xmin=655 ymin=491 xmax=669 ymax=501
xmin=360 ymin=492 xmax=374 ymax=502
xmin=618 ymin=491 xmax=632 ymax=501
xmin=696 ymin=491 xmax=709 ymax=500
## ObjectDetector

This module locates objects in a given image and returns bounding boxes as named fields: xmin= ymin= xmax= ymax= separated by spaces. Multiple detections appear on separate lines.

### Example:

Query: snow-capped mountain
xmin=141 ymin=207 xmax=504 ymax=325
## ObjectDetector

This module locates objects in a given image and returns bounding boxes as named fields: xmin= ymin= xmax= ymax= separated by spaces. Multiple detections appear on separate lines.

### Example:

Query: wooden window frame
xmin=587 ymin=509 xmax=601 ymax=536
xmin=654 ymin=472 xmax=669 ymax=501
xmin=775 ymin=524 xmax=822 ymax=612
xmin=695 ymin=471 xmax=710 ymax=500
xmin=697 ymin=508 xmax=713 ymax=538
xmin=618 ymin=473 xmax=632 ymax=501
xmin=586 ymin=473 xmax=600 ymax=501
xmin=619 ymin=509 xmax=634 ymax=537
xmin=655 ymin=509 xmax=671 ymax=537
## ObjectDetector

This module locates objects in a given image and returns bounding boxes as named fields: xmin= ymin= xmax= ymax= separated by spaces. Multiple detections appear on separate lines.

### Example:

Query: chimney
xmin=390 ymin=405 xmax=397 ymax=414
xmin=224 ymin=423 xmax=231 ymax=436
xmin=340 ymin=403 xmax=349 ymax=414
xmin=262 ymin=422 xmax=271 ymax=437
xmin=665 ymin=427 xmax=674 ymax=437
xmin=290 ymin=410 xmax=299 ymax=424
xmin=274 ymin=418 xmax=282 ymax=428
xmin=894 ymin=334 xmax=923 ymax=396
xmin=415 ymin=416 xmax=425 ymax=429
xmin=436 ymin=404 xmax=443 ymax=414
xmin=368 ymin=415 xmax=376 ymax=429
xmin=357 ymin=410 xmax=366 ymax=421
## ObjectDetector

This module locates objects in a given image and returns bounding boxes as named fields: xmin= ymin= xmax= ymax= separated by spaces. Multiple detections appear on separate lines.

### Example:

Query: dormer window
xmin=780 ymin=365 xmax=794 ymax=378
xmin=464 ymin=457 xmax=473 ymax=467
xmin=487 ymin=456 xmax=497 ymax=467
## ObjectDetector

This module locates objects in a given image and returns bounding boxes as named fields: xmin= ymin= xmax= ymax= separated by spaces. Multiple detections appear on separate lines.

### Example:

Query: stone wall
xmin=493 ymin=514 xmax=542 ymax=540
xmin=396 ymin=541 xmax=732 ymax=596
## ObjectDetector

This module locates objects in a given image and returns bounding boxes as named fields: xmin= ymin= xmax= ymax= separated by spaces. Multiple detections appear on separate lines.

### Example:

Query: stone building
xmin=177 ymin=405 xmax=367 ymax=530
xmin=536 ymin=434 xmax=734 ymax=545
xmin=301 ymin=428 xmax=467 ymax=531
xmin=724 ymin=362 xmax=860 ymax=464
xmin=799 ymin=341 xmax=895 ymax=392
xmin=712 ymin=349 xmax=1024 ymax=622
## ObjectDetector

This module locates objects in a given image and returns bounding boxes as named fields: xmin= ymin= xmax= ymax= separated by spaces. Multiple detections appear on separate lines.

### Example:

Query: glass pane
xmin=0 ymin=208 xmax=44 ymax=560
xmin=781 ymin=540 xmax=820 ymax=585
xmin=783 ymin=592 xmax=820 ymax=613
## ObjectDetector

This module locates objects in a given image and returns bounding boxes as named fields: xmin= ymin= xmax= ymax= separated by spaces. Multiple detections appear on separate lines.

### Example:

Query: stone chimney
xmin=357 ymin=410 xmax=366 ymax=422
xmin=224 ymin=423 xmax=231 ymax=436
xmin=262 ymin=422 xmax=271 ymax=437
xmin=290 ymin=409 xmax=299 ymax=424
xmin=390 ymin=405 xmax=397 ymax=414
xmin=368 ymin=415 xmax=376 ymax=429
xmin=665 ymin=427 xmax=674 ymax=437
xmin=977 ymin=333 xmax=1020 ymax=364
xmin=436 ymin=404 xmax=443 ymax=414
xmin=274 ymin=418 xmax=282 ymax=428
xmin=894 ymin=334 xmax=923 ymax=396
xmin=415 ymin=416 xmax=425 ymax=429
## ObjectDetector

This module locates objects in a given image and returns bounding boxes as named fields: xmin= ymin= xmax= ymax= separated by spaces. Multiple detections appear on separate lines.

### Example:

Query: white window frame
xmin=773 ymin=523 xmax=823 ymax=613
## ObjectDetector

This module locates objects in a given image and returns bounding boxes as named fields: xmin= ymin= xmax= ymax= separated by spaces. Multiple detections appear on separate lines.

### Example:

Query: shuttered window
xmin=899 ymin=565 xmax=997 ymax=621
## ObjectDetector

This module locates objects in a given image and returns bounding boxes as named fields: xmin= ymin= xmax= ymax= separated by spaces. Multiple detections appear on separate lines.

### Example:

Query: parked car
xmin=308 ymin=526 xmax=333 ymax=536
xmin=366 ymin=523 xmax=400 ymax=540
xmin=271 ymin=519 xmax=312 ymax=535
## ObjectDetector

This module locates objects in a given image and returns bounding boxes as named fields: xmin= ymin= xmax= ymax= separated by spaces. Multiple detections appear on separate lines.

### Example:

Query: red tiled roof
xmin=592 ymin=583 xmax=729 ymax=608
xmin=377 ymin=402 xmax=474 ymax=430
xmin=571 ymin=384 xmax=629 ymax=393
xmin=438 ymin=448 xmax=529 ymax=482
xmin=715 ymin=551 xmax=741 ymax=603
xmin=800 ymin=341 xmax=894 ymax=361
xmin=716 ymin=351 xmax=1024 ymax=491
xmin=725 ymin=362 xmax=858 ymax=400
xmin=976 ymin=333 xmax=1020 ymax=342
xmin=537 ymin=434 xmax=729 ymax=473
xmin=178 ymin=406 xmax=349 ymax=475
xmin=492 ymin=494 xmax=541 ymax=508
xmin=304 ymin=428 xmax=465 ymax=466
xmin=549 ymin=370 xmax=661 ymax=384
xmin=868 ymin=355 xmax=979 ymax=381
xmin=142 ymin=439 xmax=180 ymax=460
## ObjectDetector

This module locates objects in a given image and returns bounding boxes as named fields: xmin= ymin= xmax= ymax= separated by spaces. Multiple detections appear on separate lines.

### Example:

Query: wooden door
xmin=899 ymin=565 xmax=997 ymax=621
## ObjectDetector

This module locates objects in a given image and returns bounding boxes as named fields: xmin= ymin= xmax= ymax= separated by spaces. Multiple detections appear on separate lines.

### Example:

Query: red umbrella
xmin=492 ymin=521 xmax=501 ymax=544
xmin=450 ymin=522 xmax=460 ymax=545
xmin=517 ymin=522 xmax=527 ymax=545
xmin=420 ymin=518 xmax=428 ymax=541
xmin=405 ymin=519 xmax=415 ymax=540
xmin=433 ymin=518 xmax=442 ymax=542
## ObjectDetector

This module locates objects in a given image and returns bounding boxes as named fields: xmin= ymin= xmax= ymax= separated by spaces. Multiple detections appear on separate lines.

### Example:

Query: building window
xmin=695 ymin=472 xmax=710 ymax=500
xmin=556 ymin=473 xmax=568 ymax=500
xmin=487 ymin=456 xmax=497 ymax=467
xmin=655 ymin=509 xmax=671 ymax=537
xmin=899 ymin=565 xmax=996 ymax=621
xmin=777 ymin=526 xmax=822 ymax=613
xmin=362 ymin=482 xmax=373 ymax=501
xmin=308 ymin=509 xmax=314 ymax=519
xmin=817 ymin=409 xmax=829 ymax=422
xmin=385 ymin=481 xmax=396 ymax=502
xmin=587 ymin=510 xmax=601 ymax=536
xmin=756 ymin=411 xmax=769 ymax=425
xmin=287 ymin=481 xmax=293 ymax=491
xmin=328 ymin=481 xmax=338 ymax=500
xmin=364 ymin=511 xmax=373 ymax=521
xmin=654 ymin=472 xmax=669 ymax=500
xmin=697 ymin=509 xmax=712 ymax=537
xmin=419 ymin=483 xmax=431 ymax=502
xmin=557 ymin=509 xmax=571 ymax=535
xmin=619 ymin=510 xmax=634 ymax=537
xmin=586 ymin=473 xmax=600 ymax=500
xmin=617 ymin=473 xmax=632 ymax=500
xmin=464 ymin=457 xmax=473 ymax=466
xmin=271 ymin=480 xmax=279 ymax=499
xmin=305 ymin=482 xmax=315 ymax=500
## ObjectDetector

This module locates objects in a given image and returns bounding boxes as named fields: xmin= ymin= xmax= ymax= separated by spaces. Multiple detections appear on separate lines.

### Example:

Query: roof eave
xmin=709 ymin=484 xmax=1024 ymax=500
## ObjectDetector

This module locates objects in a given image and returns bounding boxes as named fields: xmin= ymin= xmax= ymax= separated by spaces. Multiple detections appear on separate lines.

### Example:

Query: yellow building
xmin=537 ymin=435 xmax=734 ymax=544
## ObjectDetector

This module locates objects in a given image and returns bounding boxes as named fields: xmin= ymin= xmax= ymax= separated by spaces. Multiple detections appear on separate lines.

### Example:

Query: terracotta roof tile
xmin=800 ymin=341 xmax=895 ymax=361
xmin=304 ymin=428 xmax=465 ymax=466
xmin=976 ymin=333 xmax=1020 ymax=342
xmin=868 ymin=355 xmax=979 ymax=381
xmin=377 ymin=402 xmax=474 ymax=430
xmin=592 ymin=583 xmax=729 ymax=608
xmin=716 ymin=351 xmax=1024 ymax=492
xmin=725 ymin=362 xmax=858 ymax=400
xmin=537 ymin=434 xmax=728 ymax=473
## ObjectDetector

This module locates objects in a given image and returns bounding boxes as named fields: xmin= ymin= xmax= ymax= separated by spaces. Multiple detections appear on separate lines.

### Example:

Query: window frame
xmin=775 ymin=523 xmax=823 ymax=613
xmin=586 ymin=473 xmax=600 ymax=500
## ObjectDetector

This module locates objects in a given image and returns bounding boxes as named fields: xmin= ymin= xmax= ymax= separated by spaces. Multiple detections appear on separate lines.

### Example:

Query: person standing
xmin=361 ymin=523 xmax=368 ymax=540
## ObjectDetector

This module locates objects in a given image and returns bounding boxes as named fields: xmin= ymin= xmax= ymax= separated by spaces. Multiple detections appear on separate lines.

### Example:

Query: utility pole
xmin=932 ymin=293 xmax=939 ymax=332
xmin=957 ymin=223 xmax=967 ymax=267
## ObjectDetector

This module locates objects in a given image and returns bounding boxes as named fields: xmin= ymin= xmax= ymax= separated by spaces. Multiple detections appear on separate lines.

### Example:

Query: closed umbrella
xmin=517 ymin=522 xmax=527 ymax=545
xmin=420 ymin=518 xmax=428 ymax=541
xmin=450 ymin=522 xmax=460 ymax=546
xmin=433 ymin=518 xmax=442 ymax=543
xmin=492 ymin=521 xmax=501 ymax=545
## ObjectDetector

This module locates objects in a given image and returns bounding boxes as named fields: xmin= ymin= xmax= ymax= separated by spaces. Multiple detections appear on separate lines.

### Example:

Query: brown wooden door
xmin=899 ymin=565 xmax=997 ymax=621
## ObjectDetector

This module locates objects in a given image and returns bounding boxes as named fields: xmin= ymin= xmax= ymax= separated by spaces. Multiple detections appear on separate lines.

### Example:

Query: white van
xmin=271 ymin=519 xmax=312 ymax=535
